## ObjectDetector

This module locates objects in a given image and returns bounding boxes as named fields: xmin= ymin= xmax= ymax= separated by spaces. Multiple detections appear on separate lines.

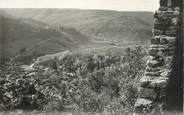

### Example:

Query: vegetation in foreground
xmin=0 ymin=46 xmax=147 ymax=114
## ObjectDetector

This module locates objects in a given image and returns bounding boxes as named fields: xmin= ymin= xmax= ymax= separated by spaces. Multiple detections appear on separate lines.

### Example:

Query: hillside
xmin=0 ymin=11 xmax=89 ymax=63
xmin=0 ymin=46 xmax=147 ymax=113
xmin=1 ymin=9 xmax=153 ymax=44
xmin=0 ymin=9 xmax=153 ymax=113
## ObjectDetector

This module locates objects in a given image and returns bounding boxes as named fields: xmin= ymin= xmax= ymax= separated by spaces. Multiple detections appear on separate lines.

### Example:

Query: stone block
xmin=164 ymin=56 xmax=173 ymax=63
xmin=139 ymin=76 xmax=150 ymax=87
xmin=163 ymin=57 xmax=174 ymax=68
xmin=134 ymin=98 xmax=155 ymax=113
xmin=154 ymin=19 xmax=171 ymax=30
xmin=159 ymin=7 xmax=168 ymax=11
xmin=154 ymin=12 xmax=169 ymax=20
xmin=149 ymin=45 xmax=175 ymax=57
xmin=162 ymin=47 xmax=175 ymax=56
xmin=151 ymin=36 xmax=176 ymax=45
xmin=145 ymin=67 xmax=161 ymax=72
xmin=154 ymin=11 xmax=179 ymax=20
xmin=165 ymin=27 xmax=178 ymax=36
xmin=134 ymin=98 xmax=153 ymax=107
xmin=159 ymin=69 xmax=171 ymax=77
xmin=151 ymin=37 xmax=160 ymax=44
xmin=150 ymin=36 xmax=176 ymax=46
xmin=164 ymin=11 xmax=179 ymax=16
xmin=153 ymin=29 xmax=164 ymax=36
xmin=160 ymin=36 xmax=176 ymax=44
xmin=147 ymin=60 xmax=159 ymax=67
xmin=160 ymin=38 xmax=169 ymax=44
xmin=172 ymin=0 xmax=183 ymax=8
xmin=159 ymin=0 xmax=167 ymax=7
xmin=165 ymin=44 xmax=175 ymax=50
xmin=147 ymin=59 xmax=163 ymax=68
xmin=151 ymin=36 xmax=175 ymax=45
xmin=150 ymin=44 xmax=165 ymax=49
xmin=150 ymin=77 xmax=169 ymax=89
xmin=171 ymin=17 xmax=179 ymax=25
xmin=138 ymin=88 xmax=157 ymax=100
xmin=144 ymin=71 xmax=160 ymax=77
xmin=174 ymin=7 xmax=181 ymax=11
xmin=140 ymin=76 xmax=169 ymax=89
xmin=148 ymin=48 xmax=161 ymax=56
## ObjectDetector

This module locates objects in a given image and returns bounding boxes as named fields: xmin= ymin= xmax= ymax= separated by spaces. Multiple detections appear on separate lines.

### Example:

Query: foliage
xmin=0 ymin=62 xmax=45 ymax=110
xmin=0 ymin=46 xmax=147 ymax=113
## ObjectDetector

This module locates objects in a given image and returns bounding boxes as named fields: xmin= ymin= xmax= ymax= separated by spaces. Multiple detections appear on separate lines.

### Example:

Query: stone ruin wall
xmin=134 ymin=0 xmax=183 ymax=113
xmin=0 ymin=15 xmax=2 ymax=64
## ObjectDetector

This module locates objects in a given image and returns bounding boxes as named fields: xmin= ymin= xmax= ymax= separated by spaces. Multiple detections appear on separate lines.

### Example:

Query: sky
xmin=0 ymin=0 xmax=159 ymax=11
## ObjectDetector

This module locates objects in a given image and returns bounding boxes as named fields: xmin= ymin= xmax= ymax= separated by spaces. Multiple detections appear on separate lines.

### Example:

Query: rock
xmin=149 ymin=77 xmax=169 ymax=89
xmin=134 ymin=98 xmax=154 ymax=112
xmin=140 ymin=76 xmax=169 ymax=89
xmin=160 ymin=69 xmax=171 ymax=77
xmin=171 ymin=17 xmax=179 ymax=25
xmin=149 ymin=48 xmax=158 ymax=56
xmin=138 ymin=88 xmax=157 ymax=100
xmin=165 ymin=27 xmax=178 ymax=36
xmin=160 ymin=36 xmax=175 ymax=44
xmin=154 ymin=19 xmax=171 ymax=30
xmin=150 ymin=44 xmax=165 ymax=49
xmin=153 ymin=29 xmax=164 ymax=36
xmin=145 ymin=67 xmax=161 ymax=72
xmin=139 ymin=76 xmax=150 ymax=87
xmin=164 ymin=56 xmax=173 ymax=65
xmin=151 ymin=36 xmax=176 ymax=45
xmin=151 ymin=37 xmax=161 ymax=44
xmin=174 ymin=7 xmax=181 ymax=11
xmin=147 ymin=59 xmax=163 ymax=68
xmin=144 ymin=71 xmax=160 ymax=77
xmin=154 ymin=11 xmax=179 ymax=33
xmin=159 ymin=0 xmax=168 ymax=7
xmin=159 ymin=7 xmax=168 ymax=11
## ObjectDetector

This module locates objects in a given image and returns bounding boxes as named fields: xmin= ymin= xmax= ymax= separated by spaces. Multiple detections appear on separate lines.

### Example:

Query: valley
xmin=0 ymin=9 xmax=153 ymax=64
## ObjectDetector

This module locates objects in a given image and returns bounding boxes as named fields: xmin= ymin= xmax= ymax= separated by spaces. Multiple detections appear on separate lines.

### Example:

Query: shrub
xmin=0 ymin=46 xmax=147 ymax=113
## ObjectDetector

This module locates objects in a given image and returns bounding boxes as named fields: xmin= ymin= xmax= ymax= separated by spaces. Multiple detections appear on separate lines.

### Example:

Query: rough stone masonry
xmin=134 ymin=0 xmax=183 ymax=114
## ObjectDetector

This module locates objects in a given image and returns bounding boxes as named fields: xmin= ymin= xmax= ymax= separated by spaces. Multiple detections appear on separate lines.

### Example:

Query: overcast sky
xmin=0 ymin=0 xmax=159 ymax=11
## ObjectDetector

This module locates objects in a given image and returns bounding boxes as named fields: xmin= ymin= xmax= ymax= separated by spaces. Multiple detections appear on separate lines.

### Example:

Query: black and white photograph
xmin=0 ymin=0 xmax=183 ymax=114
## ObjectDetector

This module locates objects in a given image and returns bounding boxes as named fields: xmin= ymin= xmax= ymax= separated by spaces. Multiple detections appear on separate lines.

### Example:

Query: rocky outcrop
xmin=134 ymin=0 xmax=183 ymax=114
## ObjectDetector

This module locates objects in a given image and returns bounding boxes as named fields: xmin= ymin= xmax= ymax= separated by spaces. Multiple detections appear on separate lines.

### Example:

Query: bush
xmin=0 ymin=46 xmax=147 ymax=113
